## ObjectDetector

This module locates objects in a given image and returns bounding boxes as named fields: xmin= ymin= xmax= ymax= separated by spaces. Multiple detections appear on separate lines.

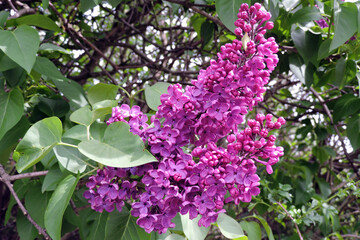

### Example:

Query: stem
xmin=86 ymin=125 xmax=91 ymax=140
xmin=118 ymin=86 xmax=131 ymax=98
xmin=80 ymin=167 xmax=99 ymax=179
xmin=277 ymin=202 xmax=304 ymax=240
xmin=0 ymin=171 xmax=48 ymax=181
xmin=58 ymin=142 xmax=78 ymax=148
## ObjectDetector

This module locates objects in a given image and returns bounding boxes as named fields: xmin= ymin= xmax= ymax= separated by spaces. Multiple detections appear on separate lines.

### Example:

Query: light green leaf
xmin=215 ymin=0 xmax=250 ymax=33
xmin=0 ymin=11 xmax=9 ymax=27
xmin=0 ymin=50 xmax=18 ymax=71
xmin=330 ymin=2 xmax=358 ymax=51
xmin=15 ymin=117 xmax=63 ymax=173
xmin=78 ymin=122 xmax=157 ymax=168
xmin=89 ymin=212 xmax=109 ymax=240
xmin=180 ymin=213 xmax=209 ymax=240
xmin=164 ymin=234 xmax=186 ymax=240
xmin=105 ymin=207 xmax=151 ymax=240
xmin=87 ymin=83 xmax=119 ymax=106
xmin=145 ymin=82 xmax=171 ymax=111
xmin=247 ymin=215 xmax=275 ymax=240
xmin=33 ymin=57 xmax=88 ymax=108
xmin=53 ymin=143 xmax=87 ymax=174
xmin=290 ymin=6 xmax=322 ymax=24
xmin=289 ymin=55 xmax=305 ymax=85
xmin=45 ymin=175 xmax=78 ymax=240
xmin=92 ymin=100 xmax=117 ymax=120
xmin=0 ymin=25 xmax=40 ymax=73
xmin=63 ymin=125 xmax=88 ymax=141
xmin=39 ymin=43 xmax=71 ymax=54
xmin=240 ymin=221 xmax=261 ymax=240
xmin=14 ymin=14 xmax=61 ymax=32
xmin=42 ymin=0 xmax=49 ymax=10
xmin=69 ymin=105 xmax=94 ymax=126
xmin=0 ymin=89 xmax=24 ymax=140
xmin=217 ymin=213 xmax=245 ymax=239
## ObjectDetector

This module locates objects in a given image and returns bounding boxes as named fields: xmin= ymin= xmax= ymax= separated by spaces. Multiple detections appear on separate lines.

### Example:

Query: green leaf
xmin=3 ymin=65 xmax=27 ymax=87
xmin=15 ymin=117 xmax=63 ymax=173
xmin=0 ymin=11 xmax=9 ymax=28
xmin=164 ymin=234 xmax=186 ymax=240
xmin=42 ymin=165 xmax=69 ymax=192
xmin=240 ymin=221 xmax=261 ymax=240
xmin=248 ymin=215 xmax=274 ymax=240
xmin=80 ymin=0 xmax=102 ymax=12
xmin=70 ymin=105 xmax=94 ymax=126
xmin=16 ymin=210 xmax=38 ymax=240
xmin=215 ymin=0 xmax=250 ymax=33
xmin=317 ymin=178 xmax=331 ymax=199
xmin=0 ymin=116 xmax=29 ymax=164
xmin=291 ymin=28 xmax=321 ymax=67
xmin=145 ymin=82 xmax=171 ymax=111
xmin=333 ymin=58 xmax=356 ymax=89
xmin=348 ymin=116 xmax=360 ymax=150
xmin=25 ymin=183 xmax=50 ymax=227
xmin=289 ymin=55 xmax=305 ymax=85
xmin=290 ymin=6 xmax=322 ymax=25
xmin=92 ymin=100 xmax=117 ymax=120
xmin=42 ymin=0 xmax=49 ymax=10
xmin=63 ymin=125 xmax=88 ymax=141
xmin=45 ymin=175 xmax=78 ymax=240
xmin=180 ymin=213 xmax=209 ymax=240
xmin=87 ymin=83 xmax=119 ymax=106
xmin=330 ymin=2 xmax=358 ymax=51
xmin=53 ymin=142 xmax=87 ymax=174
xmin=38 ymin=96 xmax=70 ymax=117
xmin=13 ymin=14 xmax=61 ymax=32
xmin=200 ymin=20 xmax=214 ymax=47
xmin=0 ymin=89 xmax=24 ymax=140
xmin=0 ymin=50 xmax=18 ymax=71
xmin=0 ymin=25 xmax=40 ymax=73
xmin=108 ymin=0 xmax=122 ymax=8
xmin=78 ymin=122 xmax=157 ymax=168
xmin=105 ymin=207 xmax=151 ymax=240
xmin=305 ymin=63 xmax=316 ymax=87
xmin=217 ymin=213 xmax=245 ymax=239
xmin=5 ymin=180 xmax=28 ymax=225
xmin=333 ymin=94 xmax=360 ymax=122
xmin=39 ymin=43 xmax=71 ymax=54
xmin=89 ymin=212 xmax=109 ymax=240
xmin=318 ymin=39 xmax=335 ymax=60
xmin=33 ymin=57 xmax=88 ymax=108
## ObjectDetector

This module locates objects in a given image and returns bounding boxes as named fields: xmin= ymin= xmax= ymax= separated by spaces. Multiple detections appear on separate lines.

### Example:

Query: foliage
xmin=0 ymin=0 xmax=359 ymax=239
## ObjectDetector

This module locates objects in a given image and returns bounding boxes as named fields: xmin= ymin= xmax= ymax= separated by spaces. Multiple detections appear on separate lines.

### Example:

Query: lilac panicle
xmin=84 ymin=3 xmax=285 ymax=234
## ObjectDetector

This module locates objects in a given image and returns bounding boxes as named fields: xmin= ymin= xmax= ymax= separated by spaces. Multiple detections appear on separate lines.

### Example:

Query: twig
xmin=0 ymin=164 xmax=51 ymax=239
xmin=310 ymin=87 xmax=360 ymax=179
xmin=277 ymin=202 xmax=304 ymax=240
xmin=0 ymin=170 xmax=48 ymax=181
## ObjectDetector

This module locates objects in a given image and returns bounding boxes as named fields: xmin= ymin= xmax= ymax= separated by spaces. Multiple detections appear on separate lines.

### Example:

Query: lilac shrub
xmin=84 ymin=3 xmax=285 ymax=234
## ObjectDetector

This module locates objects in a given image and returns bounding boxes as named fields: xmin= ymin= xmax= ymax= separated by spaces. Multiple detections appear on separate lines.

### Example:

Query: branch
xmin=0 ymin=164 xmax=50 ymax=239
xmin=277 ymin=202 xmax=304 ymax=240
xmin=310 ymin=87 xmax=360 ymax=179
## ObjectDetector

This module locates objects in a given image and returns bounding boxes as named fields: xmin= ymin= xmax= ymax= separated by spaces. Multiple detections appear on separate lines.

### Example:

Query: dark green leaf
xmin=317 ymin=178 xmax=331 ymax=198
xmin=200 ymin=20 xmax=214 ymax=47
xmin=15 ymin=117 xmax=63 ymax=173
xmin=25 ymin=184 xmax=50 ymax=227
xmin=305 ymin=63 xmax=316 ymax=87
xmin=348 ymin=116 xmax=360 ymax=150
xmin=78 ymin=121 xmax=157 ymax=168
xmin=216 ymin=213 xmax=245 ymax=239
xmin=318 ymin=39 xmax=334 ymax=60
xmin=312 ymin=146 xmax=329 ymax=163
xmin=42 ymin=0 xmax=49 ymax=10
xmin=0 ymin=50 xmax=18 ymax=71
xmin=33 ymin=57 xmax=88 ymax=108
xmin=14 ymin=14 xmax=61 ymax=32
xmin=16 ymin=210 xmax=38 ymax=240
xmin=0 ymin=89 xmax=24 ymax=140
xmin=240 ymin=221 xmax=261 ymax=240
xmin=38 ymin=96 xmax=70 ymax=117
xmin=330 ymin=2 xmax=358 ymax=51
xmin=248 ymin=215 xmax=274 ymax=240
xmin=291 ymin=28 xmax=321 ymax=67
xmin=87 ymin=83 xmax=118 ymax=106
xmin=333 ymin=94 xmax=360 ymax=122
xmin=5 ymin=180 xmax=28 ymax=225
xmin=45 ymin=175 xmax=78 ymax=240
xmin=333 ymin=58 xmax=356 ymax=89
xmin=180 ymin=213 xmax=209 ymax=240
xmin=108 ymin=0 xmax=122 ymax=8
xmin=145 ymin=82 xmax=171 ymax=111
xmin=0 ymin=116 xmax=29 ymax=164
xmin=0 ymin=25 xmax=40 ymax=73
xmin=80 ymin=0 xmax=102 ymax=12
xmin=105 ymin=207 xmax=151 ymax=240
xmin=88 ymin=211 xmax=109 ymax=240
xmin=215 ymin=0 xmax=250 ymax=33
xmin=3 ymin=65 xmax=27 ymax=87
xmin=290 ymin=6 xmax=322 ymax=25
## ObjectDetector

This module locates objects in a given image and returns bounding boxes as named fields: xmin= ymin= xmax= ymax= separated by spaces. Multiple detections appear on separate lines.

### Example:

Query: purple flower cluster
xmin=84 ymin=3 xmax=285 ymax=234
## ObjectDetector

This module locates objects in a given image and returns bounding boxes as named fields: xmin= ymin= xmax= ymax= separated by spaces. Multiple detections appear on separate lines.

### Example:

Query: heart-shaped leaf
xmin=78 ymin=121 xmax=157 ymax=168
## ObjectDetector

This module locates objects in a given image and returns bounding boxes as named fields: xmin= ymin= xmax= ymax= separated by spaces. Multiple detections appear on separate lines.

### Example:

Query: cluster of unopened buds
xmin=84 ymin=3 xmax=285 ymax=234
